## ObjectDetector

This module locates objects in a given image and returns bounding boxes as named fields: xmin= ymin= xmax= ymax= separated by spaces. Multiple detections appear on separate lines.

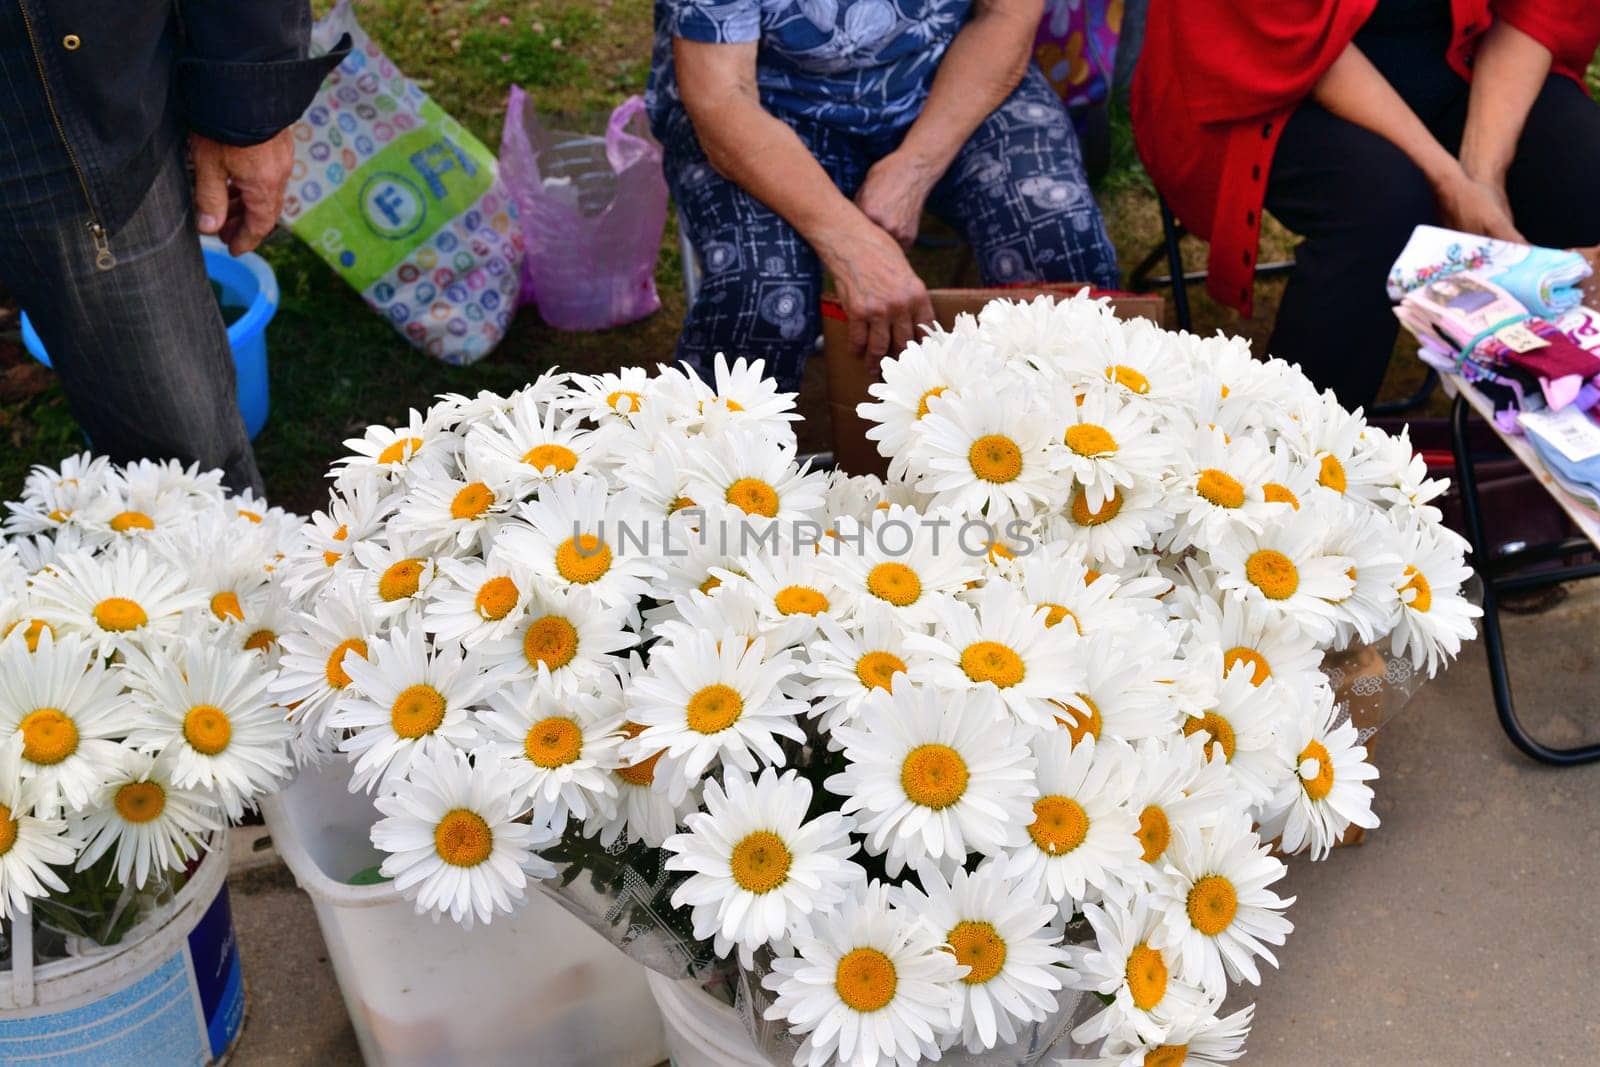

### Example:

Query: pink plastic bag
xmin=501 ymin=88 xmax=667 ymax=331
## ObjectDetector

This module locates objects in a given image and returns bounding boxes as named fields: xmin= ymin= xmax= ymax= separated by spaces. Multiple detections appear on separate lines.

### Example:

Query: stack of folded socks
xmin=1388 ymin=225 xmax=1593 ymax=319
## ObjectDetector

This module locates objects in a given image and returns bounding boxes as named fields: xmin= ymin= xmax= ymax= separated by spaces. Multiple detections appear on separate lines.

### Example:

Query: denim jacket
xmin=11 ymin=0 xmax=349 ymax=240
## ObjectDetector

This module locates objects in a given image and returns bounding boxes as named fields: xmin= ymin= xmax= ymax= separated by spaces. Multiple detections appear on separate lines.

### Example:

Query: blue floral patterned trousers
xmin=659 ymin=66 xmax=1120 ymax=392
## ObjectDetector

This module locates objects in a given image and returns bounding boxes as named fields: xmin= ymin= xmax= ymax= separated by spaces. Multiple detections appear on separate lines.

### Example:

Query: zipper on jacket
xmin=17 ymin=1 xmax=118 ymax=270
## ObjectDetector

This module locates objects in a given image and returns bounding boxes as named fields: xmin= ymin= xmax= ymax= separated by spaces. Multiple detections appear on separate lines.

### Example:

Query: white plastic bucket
xmin=261 ymin=759 xmax=666 ymax=1067
xmin=645 ymin=971 xmax=770 ymax=1067
xmin=0 ymin=839 xmax=245 ymax=1064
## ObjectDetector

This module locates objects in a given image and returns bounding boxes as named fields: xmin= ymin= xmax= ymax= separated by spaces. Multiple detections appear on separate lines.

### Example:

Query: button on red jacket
xmin=1131 ymin=0 xmax=1600 ymax=316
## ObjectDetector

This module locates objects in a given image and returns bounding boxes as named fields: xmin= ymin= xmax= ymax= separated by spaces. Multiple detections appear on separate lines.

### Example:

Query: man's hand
xmin=855 ymin=150 xmax=940 ymax=249
xmin=815 ymin=217 xmax=936 ymax=372
xmin=190 ymin=129 xmax=295 ymax=256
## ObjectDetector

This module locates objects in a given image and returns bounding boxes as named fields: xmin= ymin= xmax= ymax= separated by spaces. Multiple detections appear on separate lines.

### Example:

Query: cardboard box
xmin=821 ymin=285 xmax=1168 ymax=477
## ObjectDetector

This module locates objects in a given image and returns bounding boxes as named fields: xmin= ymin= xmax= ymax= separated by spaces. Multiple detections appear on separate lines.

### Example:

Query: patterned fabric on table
xmin=647 ymin=0 xmax=974 ymax=134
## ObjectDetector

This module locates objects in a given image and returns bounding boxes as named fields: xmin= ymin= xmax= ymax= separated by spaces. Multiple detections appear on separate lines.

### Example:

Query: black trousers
xmin=1265 ymin=72 xmax=1600 ymax=410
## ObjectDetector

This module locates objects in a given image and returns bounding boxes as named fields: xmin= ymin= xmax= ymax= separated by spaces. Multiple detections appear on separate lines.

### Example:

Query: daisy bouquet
xmin=0 ymin=455 xmax=300 ymax=952
xmin=284 ymin=293 xmax=1479 ymax=1067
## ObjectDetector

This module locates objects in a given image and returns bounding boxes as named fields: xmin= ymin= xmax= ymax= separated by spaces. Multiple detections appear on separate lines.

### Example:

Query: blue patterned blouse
xmin=646 ymin=0 xmax=974 ymax=135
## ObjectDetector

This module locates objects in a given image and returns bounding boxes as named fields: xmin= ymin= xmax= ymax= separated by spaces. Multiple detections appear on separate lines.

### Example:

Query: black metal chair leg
xmin=1159 ymin=198 xmax=1192 ymax=333
xmin=1451 ymin=394 xmax=1600 ymax=766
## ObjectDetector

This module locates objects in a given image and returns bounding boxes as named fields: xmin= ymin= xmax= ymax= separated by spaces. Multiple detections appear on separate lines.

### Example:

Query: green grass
xmin=1 ymin=10 xmax=1597 ymax=509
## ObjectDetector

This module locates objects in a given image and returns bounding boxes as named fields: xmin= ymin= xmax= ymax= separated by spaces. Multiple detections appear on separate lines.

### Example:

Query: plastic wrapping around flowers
xmin=0 ymin=457 xmax=300 ymax=950
xmin=277 ymin=292 xmax=1481 ymax=1067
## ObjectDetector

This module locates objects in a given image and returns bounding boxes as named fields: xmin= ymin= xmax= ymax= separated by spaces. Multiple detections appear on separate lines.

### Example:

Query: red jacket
xmin=1131 ymin=0 xmax=1600 ymax=315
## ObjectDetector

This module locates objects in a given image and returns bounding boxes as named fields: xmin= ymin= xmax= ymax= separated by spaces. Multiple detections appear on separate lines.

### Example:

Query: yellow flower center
xmin=606 ymin=390 xmax=643 ymax=413
xmin=1105 ymin=364 xmax=1150 ymax=394
xmin=900 ymin=743 xmax=969 ymax=809
xmin=378 ymin=558 xmax=426 ymax=602
xmin=555 ymin=534 xmax=612 ymax=584
xmin=1070 ymin=487 xmax=1123 ymax=526
xmin=1137 ymin=804 xmax=1172 ymax=863
xmin=390 ymin=684 xmax=447 ymax=739
xmin=1187 ymin=874 xmax=1239 ymax=936
xmin=524 ymin=615 xmax=579 ymax=672
xmin=4 ymin=618 xmax=53 ymax=652
xmin=433 ymin=809 xmax=493 ymax=867
xmin=615 ymin=723 xmax=665 ymax=786
xmin=685 ymin=683 xmax=743 ymax=734
xmin=0 ymin=805 xmax=15 ymax=857
xmin=324 ymin=637 xmax=369 ymax=688
xmin=946 ymin=920 xmax=1008 ymax=985
xmin=1223 ymin=646 xmax=1271 ymax=686
xmin=967 ymin=434 xmax=1023 ymax=484
xmin=110 ymin=510 xmax=155 ymax=532
xmin=1145 ymin=1045 xmax=1189 ymax=1067
xmin=774 ymin=585 xmax=829 ymax=615
xmin=1318 ymin=453 xmax=1347 ymax=494
xmin=525 ymin=716 xmax=583 ymax=769
xmin=959 ymin=640 xmax=1025 ymax=688
xmin=92 ymin=597 xmax=148 ymax=632
xmin=1299 ymin=739 xmax=1335 ymax=801
xmin=916 ymin=387 xmax=946 ymax=418
xmin=1028 ymin=794 xmax=1089 ymax=854
xmin=1263 ymin=482 xmax=1301 ymax=509
xmin=1054 ymin=695 xmax=1102 ymax=745
xmin=210 ymin=591 xmax=244 ymax=622
xmin=238 ymin=508 xmax=263 ymax=524
xmin=670 ymin=495 xmax=697 ymax=514
xmin=244 ymin=629 xmax=276 ymax=652
xmin=449 ymin=481 xmax=494 ymax=520
xmin=1196 ymin=468 xmax=1245 ymax=509
xmin=855 ymin=650 xmax=906 ymax=692
xmin=1400 ymin=565 xmax=1433 ymax=612
xmin=114 ymin=781 xmax=166 ymax=824
xmin=1039 ymin=602 xmax=1081 ymax=633
xmin=474 ymin=576 xmax=520 ymax=620
xmin=377 ymin=436 xmax=423 ymax=465
xmin=522 ymin=443 xmax=578 ymax=472
xmin=1245 ymin=549 xmax=1299 ymax=600
xmin=835 ymin=947 xmax=898 ymax=1013
xmin=324 ymin=524 xmax=349 ymax=567
xmin=729 ymin=830 xmax=793 ymax=894
xmin=1125 ymin=942 xmax=1169 ymax=1011
xmin=1183 ymin=712 xmax=1237 ymax=762
xmin=183 ymin=705 xmax=233 ymax=755
xmin=1065 ymin=423 xmax=1118 ymax=457
xmin=20 ymin=708 xmax=78 ymax=766
xmin=47 ymin=509 xmax=70 ymax=523
xmin=725 ymin=477 xmax=780 ymax=518
xmin=698 ymin=574 xmax=722 ymax=595
xmin=866 ymin=562 xmax=921 ymax=607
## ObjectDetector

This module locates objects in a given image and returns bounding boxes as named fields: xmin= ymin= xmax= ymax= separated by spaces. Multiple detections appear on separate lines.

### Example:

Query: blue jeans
xmin=661 ymin=66 xmax=1120 ymax=392
xmin=0 ymin=13 xmax=260 ymax=494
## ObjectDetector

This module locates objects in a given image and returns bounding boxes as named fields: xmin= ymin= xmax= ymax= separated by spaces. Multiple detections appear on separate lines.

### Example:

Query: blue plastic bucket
xmin=20 ymin=236 xmax=277 ymax=440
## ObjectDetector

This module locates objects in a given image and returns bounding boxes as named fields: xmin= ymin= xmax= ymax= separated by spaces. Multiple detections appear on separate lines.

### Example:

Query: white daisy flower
xmin=27 ymin=543 xmax=205 ymax=656
xmin=476 ymin=675 xmax=626 ymax=826
xmin=329 ymin=627 xmax=494 ymax=794
xmin=822 ymin=505 xmax=982 ymax=628
xmin=762 ymin=881 xmax=964 ymax=1067
xmin=1208 ymin=505 xmax=1354 ymax=645
xmin=423 ymin=551 xmax=533 ymax=646
xmin=280 ymin=473 xmax=398 ymax=599
xmin=120 ymin=636 xmax=292 ymax=821
xmin=71 ymin=748 xmax=220 ymax=891
xmin=351 ymin=532 xmax=438 ymax=625
xmin=1321 ymin=500 xmax=1406 ymax=647
xmin=680 ymin=427 xmax=828 ymax=529
xmin=1001 ymin=732 xmax=1141 ymax=911
xmin=1179 ymin=592 xmax=1325 ymax=702
xmin=1261 ymin=693 xmax=1379 ymax=860
xmin=0 ymin=735 xmax=82 ymax=919
xmin=1389 ymin=517 xmax=1480 ymax=677
xmin=465 ymin=390 xmax=611 ymax=494
xmin=902 ymin=584 xmax=1080 ymax=728
xmin=1068 ymin=896 xmax=1213 ymax=1047
xmin=271 ymin=578 xmax=378 ymax=746
xmin=387 ymin=462 xmax=511 ymax=555
xmin=584 ymin=724 xmax=697 ymax=848
xmin=1082 ymin=1004 xmax=1255 ymax=1067
xmin=1178 ymin=665 xmax=1285 ymax=811
xmin=896 ymin=860 xmax=1073 ymax=1053
xmin=665 ymin=766 xmax=861 ymax=964
xmin=1047 ymin=474 xmax=1174 ymax=568
xmin=0 ymin=629 xmax=130 ymax=817
xmin=696 ymin=352 xmax=802 ymax=433
xmin=502 ymin=474 xmax=661 ymax=611
xmin=908 ymin=385 xmax=1064 ymax=521
xmin=371 ymin=748 xmax=558 ymax=927
xmin=803 ymin=607 xmax=915 ymax=735
xmin=1276 ymin=389 xmax=1389 ymax=504
xmin=1149 ymin=809 xmax=1295 ymax=994
xmin=861 ymin=328 xmax=999 ymax=482
xmin=646 ymin=582 xmax=773 ymax=655
xmin=1054 ymin=384 xmax=1172 ymax=512
xmin=1016 ymin=539 xmax=1163 ymax=638
xmin=339 ymin=408 xmax=455 ymax=482
xmin=479 ymin=585 xmax=637 ymax=695
xmin=1165 ymin=428 xmax=1275 ymax=551
xmin=1055 ymin=629 xmax=1182 ymax=745
xmin=719 ymin=546 xmax=849 ymax=645
xmin=566 ymin=365 xmax=655 ymax=423
xmin=625 ymin=629 xmax=807 ymax=783
xmin=826 ymin=683 xmax=1037 ymax=876
xmin=1124 ymin=735 xmax=1243 ymax=879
